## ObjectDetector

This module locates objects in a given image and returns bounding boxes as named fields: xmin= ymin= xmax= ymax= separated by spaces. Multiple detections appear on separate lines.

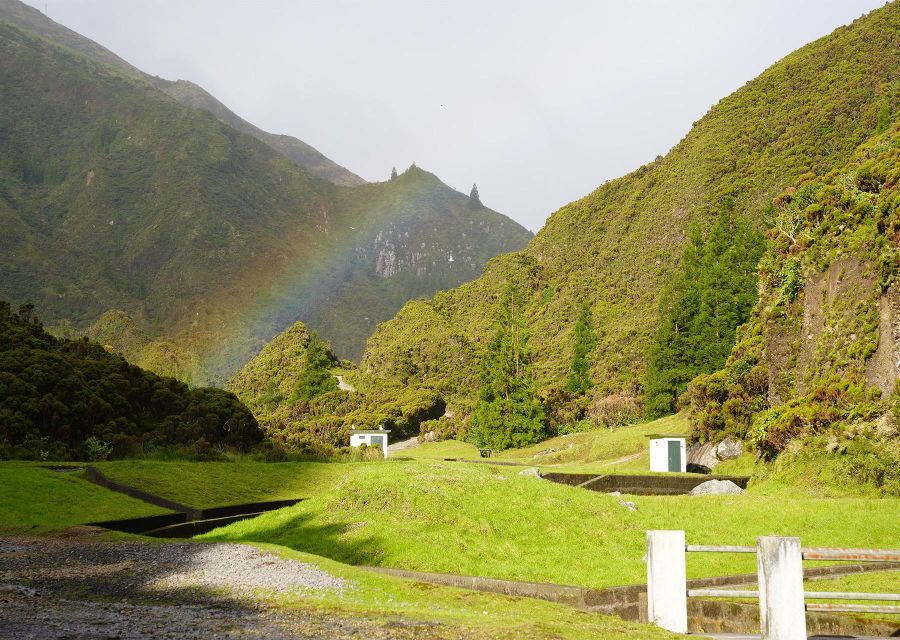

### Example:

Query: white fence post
xmin=757 ymin=536 xmax=807 ymax=640
xmin=647 ymin=530 xmax=688 ymax=633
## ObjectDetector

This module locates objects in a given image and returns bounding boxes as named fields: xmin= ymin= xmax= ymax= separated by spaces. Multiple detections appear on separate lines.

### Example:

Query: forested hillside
xmin=685 ymin=125 xmax=900 ymax=495
xmin=0 ymin=301 xmax=260 ymax=460
xmin=362 ymin=4 xmax=900 ymax=426
xmin=0 ymin=14 xmax=531 ymax=381
xmin=226 ymin=321 xmax=445 ymax=455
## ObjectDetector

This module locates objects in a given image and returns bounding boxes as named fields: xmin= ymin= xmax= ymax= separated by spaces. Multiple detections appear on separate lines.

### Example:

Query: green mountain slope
xmin=361 ymin=4 xmax=900 ymax=416
xmin=0 ymin=16 xmax=531 ymax=381
xmin=0 ymin=0 xmax=364 ymax=186
xmin=225 ymin=320 xmax=445 ymax=453
xmin=684 ymin=125 xmax=899 ymax=495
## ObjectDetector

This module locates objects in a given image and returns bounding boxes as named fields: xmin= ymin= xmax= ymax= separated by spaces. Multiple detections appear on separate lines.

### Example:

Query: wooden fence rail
xmin=646 ymin=530 xmax=900 ymax=640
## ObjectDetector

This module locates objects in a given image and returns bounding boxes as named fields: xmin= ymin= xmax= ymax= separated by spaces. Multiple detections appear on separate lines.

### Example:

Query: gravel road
xmin=0 ymin=533 xmax=467 ymax=639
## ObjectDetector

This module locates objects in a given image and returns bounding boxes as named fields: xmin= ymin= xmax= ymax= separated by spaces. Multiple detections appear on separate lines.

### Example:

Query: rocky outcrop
xmin=687 ymin=436 xmax=744 ymax=471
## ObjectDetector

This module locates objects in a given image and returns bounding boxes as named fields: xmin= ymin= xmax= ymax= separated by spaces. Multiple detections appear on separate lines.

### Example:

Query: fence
xmin=646 ymin=530 xmax=900 ymax=640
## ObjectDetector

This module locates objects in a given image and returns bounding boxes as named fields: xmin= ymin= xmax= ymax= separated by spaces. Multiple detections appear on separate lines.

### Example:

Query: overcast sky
xmin=26 ymin=0 xmax=886 ymax=231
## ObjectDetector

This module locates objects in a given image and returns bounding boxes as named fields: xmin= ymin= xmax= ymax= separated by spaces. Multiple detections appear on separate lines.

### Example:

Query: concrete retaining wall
xmin=541 ymin=472 xmax=750 ymax=495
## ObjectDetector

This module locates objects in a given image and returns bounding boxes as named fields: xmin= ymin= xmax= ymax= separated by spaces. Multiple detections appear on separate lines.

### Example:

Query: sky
xmin=26 ymin=0 xmax=886 ymax=231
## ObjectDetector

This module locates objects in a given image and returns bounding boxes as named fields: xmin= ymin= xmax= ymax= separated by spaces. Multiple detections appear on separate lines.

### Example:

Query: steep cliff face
xmin=362 ymin=3 xmax=900 ymax=413
xmin=300 ymin=167 xmax=533 ymax=360
xmin=685 ymin=126 xmax=899 ymax=495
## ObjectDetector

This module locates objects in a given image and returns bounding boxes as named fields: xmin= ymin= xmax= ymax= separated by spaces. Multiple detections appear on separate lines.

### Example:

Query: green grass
xmin=199 ymin=458 xmax=900 ymax=589
xmin=502 ymin=414 xmax=691 ymax=474
xmin=398 ymin=440 xmax=484 ymax=460
xmin=0 ymin=462 xmax=166 ymax=533
xmin=95 ymin=460 xmax=347 ymax=508
xmin=400 ymin=414 xmax=692 ymax=473
xmin=252 ymin=543 xmax=678 ymax=640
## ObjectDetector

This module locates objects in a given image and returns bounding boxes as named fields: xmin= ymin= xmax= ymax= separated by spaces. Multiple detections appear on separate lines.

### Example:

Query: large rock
xmin=519 ymin=467 xmax=541 ymax=478
xmin=687 ymin=442 xmax=718 ymax=469
xmin=715 ymin=436 xmax=743 ymax=461
xmin=689 ymin=479 xmax=745 ymax=496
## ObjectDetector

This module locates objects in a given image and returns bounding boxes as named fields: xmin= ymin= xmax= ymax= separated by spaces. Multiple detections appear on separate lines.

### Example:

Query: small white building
xmin=648 ymin=435 xmax=687 ymax=473
xmin=349 ymin=427 xmax=390 ymax=458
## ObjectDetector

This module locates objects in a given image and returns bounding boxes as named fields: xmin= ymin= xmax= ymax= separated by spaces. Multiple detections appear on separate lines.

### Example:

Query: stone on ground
xmin=689 ymin=479 xmax=744 ymax=496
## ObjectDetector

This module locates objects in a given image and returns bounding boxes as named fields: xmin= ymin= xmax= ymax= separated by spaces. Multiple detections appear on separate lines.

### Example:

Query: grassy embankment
xmin=192 ymin=457 xmax=897 ymax=589
xmin=0 ymin=466 xmax=680 ymax=639
xmin=0 ymin=462 xmax=166 ymax=534
xmin=3 ymin=415 xmax=896 ymax=593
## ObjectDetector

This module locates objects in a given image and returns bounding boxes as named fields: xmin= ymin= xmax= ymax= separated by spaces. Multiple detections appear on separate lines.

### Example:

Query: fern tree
xmin=644 ymin=207 xmax=764 ymax=418
xmin=291 ymin=331 xmax=337 ymax=403
xmin=468 ymin=285 xmax=546 ymax=449
xmin=566 ymin=302 xmax=596 ymax=395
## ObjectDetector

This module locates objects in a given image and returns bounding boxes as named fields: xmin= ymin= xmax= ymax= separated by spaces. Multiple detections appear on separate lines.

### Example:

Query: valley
xmin=0 ymin=1 xmax=898 ymax=638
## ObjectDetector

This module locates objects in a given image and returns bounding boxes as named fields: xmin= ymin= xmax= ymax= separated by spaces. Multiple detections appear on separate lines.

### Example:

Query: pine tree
xmin=390 ymin=167 xmax=398 ymax=180
xmin=468 ymin=285 xmax=546 ymax=449
xmin=566 ymin=302 xmax=596 ymax=395
xmin=470 ymin=183 xmax=481 ymax=204
xmin=291 ymin=331 xmax=337 ymax=402
xmin=644 ymin=208 xmax=764 ymax=417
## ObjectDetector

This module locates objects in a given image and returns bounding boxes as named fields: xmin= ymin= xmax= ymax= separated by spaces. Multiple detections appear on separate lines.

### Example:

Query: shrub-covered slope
xmin=362 ymin=4 xmax=900 ymax=415
xmin=0 ymin=16 xmax=531 ymax=380
xmin=226 ymin=320 xmax=445 ymax=454
xmin=685 ymin=125 xmax=900 ymax=495
xmin=0 ymin=301 xmax=260 ymax=460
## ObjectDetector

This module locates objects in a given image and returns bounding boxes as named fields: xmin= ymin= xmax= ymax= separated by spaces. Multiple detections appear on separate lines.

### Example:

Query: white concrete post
xmin=646 ymin=530 xmax=688 ymax=633
xmin=757 ymin=536 xmax=807 ymax=640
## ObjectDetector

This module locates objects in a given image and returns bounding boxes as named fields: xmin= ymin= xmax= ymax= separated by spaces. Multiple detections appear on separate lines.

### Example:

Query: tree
xmin=468 ymin=285 xmax=546 ymax=449
xmin=291 ymin=331 xmax=337 ymax=403
xmin=644 ymin=208 xmax=764 ymax=418
xmin=470 ymin=183 xmax=481 ymax=204
xmin=566 ymin=302 xmax=596 ymax=395
xmin=390 ymin=167 xmax=398 ymax=180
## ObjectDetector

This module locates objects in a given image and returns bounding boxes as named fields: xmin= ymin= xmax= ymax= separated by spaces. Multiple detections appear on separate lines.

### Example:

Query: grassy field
xmin=198 ymin=458 xmax=900 ymax=589
xmin=402 ymin=414 xmax=692 ymax=474
xmin=94 ymin=460 xmax=348 ymax=508
xmin=0 ymin=462 xmax=166 ymax=533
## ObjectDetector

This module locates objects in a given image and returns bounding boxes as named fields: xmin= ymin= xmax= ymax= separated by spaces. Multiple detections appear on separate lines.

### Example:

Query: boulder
xmin=519 ymin=467 xmax=541 ymax=478
xmin=715 ymin=436 xmax=743 ymax=461
xmin=687 ymin=442 xmax=718 ymax=469
xmin=618 ymin=499 xmax=637 ymax=511
xmin=689 ymin=479 xmax=744 ymax=496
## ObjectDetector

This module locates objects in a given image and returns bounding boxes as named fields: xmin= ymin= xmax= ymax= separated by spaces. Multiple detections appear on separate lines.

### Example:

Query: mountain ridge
xmin=0 ymin=0 xmax=365 ymax=186
xmin=0 ymin=14 xmax=531 ymax=382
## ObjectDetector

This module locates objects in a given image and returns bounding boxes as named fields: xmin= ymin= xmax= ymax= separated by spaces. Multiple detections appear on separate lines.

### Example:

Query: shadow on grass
xmin=198 ymin=509 xmax=386 ymax=567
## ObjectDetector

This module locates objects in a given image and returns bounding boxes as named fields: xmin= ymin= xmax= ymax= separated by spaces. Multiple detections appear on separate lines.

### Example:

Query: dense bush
xmin=685 ymin=126 xmax=899 ymax=483
xmin=586 ymin=393 xmax=643 ymax=429
xmin=0 ymin=301 xmax=261 ymax=460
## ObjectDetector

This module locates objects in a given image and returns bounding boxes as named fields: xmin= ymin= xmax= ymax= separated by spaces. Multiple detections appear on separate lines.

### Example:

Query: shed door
xmin=667 ymin=440 xmax=681 ymax=472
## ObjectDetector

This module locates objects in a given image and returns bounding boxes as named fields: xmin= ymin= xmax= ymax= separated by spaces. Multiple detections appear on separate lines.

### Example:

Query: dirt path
xmin=0 ymin=535 xmax=463 ymax=639
xmin=388 ymin=436 xmax=420 ymax=454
